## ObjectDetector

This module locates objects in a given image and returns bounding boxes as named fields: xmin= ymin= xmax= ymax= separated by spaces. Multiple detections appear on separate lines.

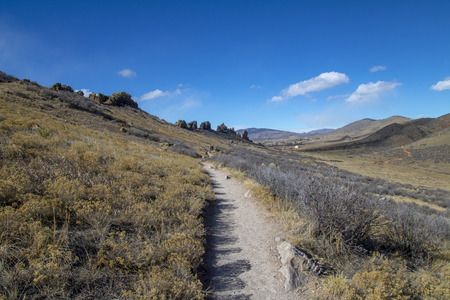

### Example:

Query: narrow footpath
xmin=201 ymin=162 xmax=296 ymax=300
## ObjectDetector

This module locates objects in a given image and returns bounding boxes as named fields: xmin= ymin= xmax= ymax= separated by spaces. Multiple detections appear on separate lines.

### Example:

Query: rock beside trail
xmin=277 ymin=241 xmax=322 ymax=291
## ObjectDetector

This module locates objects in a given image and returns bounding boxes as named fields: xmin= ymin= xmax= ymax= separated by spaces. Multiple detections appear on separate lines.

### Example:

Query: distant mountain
xmin=307 ymin=128 xmax=334 ymax=135
xmin=236 ymin=128 xmax=333 ymax=141
xmin=310 ymin=113 xmax=450 ymax=150
xmin=327 ymin=116 xmax=411 ymax=138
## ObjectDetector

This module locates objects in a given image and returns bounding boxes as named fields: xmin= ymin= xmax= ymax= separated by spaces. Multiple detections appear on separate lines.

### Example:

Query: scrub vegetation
xmin=212 ymin=145 xmax=450 ymax=299
xmin=0 ymin=77 xmax=215 ymax=299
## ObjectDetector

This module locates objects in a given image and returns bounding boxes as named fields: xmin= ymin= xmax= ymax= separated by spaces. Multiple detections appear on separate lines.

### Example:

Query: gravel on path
xmin=201 ymin=162 xmax=297 ymax=300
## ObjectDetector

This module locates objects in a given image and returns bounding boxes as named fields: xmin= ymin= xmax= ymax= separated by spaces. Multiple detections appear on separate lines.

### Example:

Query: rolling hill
xmin=326 ymin=116 xmax=412 ymax=138
xmin=306 ymin=114 xmax=450 ymax=151
xmin=236 ymin=127 xmax=333 ymax=141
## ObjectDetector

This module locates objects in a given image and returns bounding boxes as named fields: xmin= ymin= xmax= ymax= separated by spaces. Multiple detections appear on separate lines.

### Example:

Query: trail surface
xmin=201 ymin=162 xmax=296 ymax=300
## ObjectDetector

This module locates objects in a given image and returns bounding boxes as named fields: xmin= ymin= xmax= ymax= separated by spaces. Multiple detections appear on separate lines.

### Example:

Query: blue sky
xmin=1 ymin=0 xmax=449 ymax=132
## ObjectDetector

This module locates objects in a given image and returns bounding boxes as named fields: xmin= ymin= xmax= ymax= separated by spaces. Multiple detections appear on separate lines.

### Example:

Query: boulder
xmin=199 ymin=121 xmax=211 ymax=130
xmin=76 ymin=90 xmax=84 ymax=96
xmin=277 ymin=241 xmax=322 ymax=291
xmin=236 ymin=132 xmax=241 ymax=137
xmin=175 ymin=120 xmax=188 ymax=128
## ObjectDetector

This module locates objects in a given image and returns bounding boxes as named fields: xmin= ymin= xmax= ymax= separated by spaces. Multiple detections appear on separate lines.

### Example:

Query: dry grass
xmin=302 ymin=149 xmax=450 ymax=196
xmin=0 ymin=81 xmax=220 ymax=299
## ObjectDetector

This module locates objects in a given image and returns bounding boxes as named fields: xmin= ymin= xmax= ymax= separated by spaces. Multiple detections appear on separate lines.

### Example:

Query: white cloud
xmin=140 ymin=89 xmax=181 ymax=101
xmin=268 ymin=72 xmax=349 ymax=102
xmin=250 ymin=84 xmax=262 ymax=88
xmin=370 ymin=66 xmax=387 ymax=72
xmin=430 ymin=77 xmax=450 ymax=91
xmin=178 ymin=84 xmax=183 ymax=87
xmin=346 ymin=81 xmax=402 ymax=103
xmin=326 ymin=93 xmax=351 ymax=100
xmin=117 ymin=69 xmax=137 ymax=78
xmin=75 ymin=89 xmax=92 ymax=97
xmin=310 ymin=99 xmax=317 ymax=103
xmin=270 ymin=96 xmax=284 ymax=102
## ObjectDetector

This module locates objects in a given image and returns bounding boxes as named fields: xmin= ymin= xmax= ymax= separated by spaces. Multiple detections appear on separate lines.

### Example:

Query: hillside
xmin=0 ymin=72 xmax=246 ymax=299
xmin=302 ymin=114 xmax=450 ymax=154
xmin=327 ymin=115 xmax=411 ymax=138
xmin=236 ymin=127 xmax=333 ymax=141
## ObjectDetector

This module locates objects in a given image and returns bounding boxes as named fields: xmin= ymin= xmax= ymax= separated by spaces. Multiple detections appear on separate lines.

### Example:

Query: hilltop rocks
xmin=200 ymin=121 xmax=211 ymax=130
xmin=50 ymin=82 xmax=74 ymax=92
xmin=242 ymin=130 xmax=249 ymax=140
xmin=109 ymin=92 xmax=138 ymax=108
xmin=88 ymin=91 xmax=138 ymax=108
xmin=175 ymin=120 xmax=188 ymax=128
xmin=217 ymin=123 xmax=227 ymax=132
xmin=217 ymin=123 xmax=236 ymax=134
xmin=187 ymin=121 xmax=197 ymax=129
xmin=76 ymin=90 xmax=84 ymax=96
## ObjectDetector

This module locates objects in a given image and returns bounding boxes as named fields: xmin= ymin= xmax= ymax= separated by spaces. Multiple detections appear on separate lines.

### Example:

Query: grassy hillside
xmin=0 ymin=74 xmax=238 ymax=299
xmin=327 ymin=116 xmax=411 ymax=138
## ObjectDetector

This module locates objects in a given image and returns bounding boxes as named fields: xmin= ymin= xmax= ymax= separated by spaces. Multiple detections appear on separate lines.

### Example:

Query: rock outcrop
xmin=108 ymin=92 xmax=138 ymax=108
xmin=88 ymin=92 xmax=138 ymax=108
xmin=217 ymin=123 xmax=236 ymax=134
xmin=187 ymin=121 xmax=197 ymax=129
xmin=242 ymin=130 xmax=249 ymax=140
xmin=199 ymin=121 xmax=211 ymax=130
xmin=217 ymin=123 xmax=228 ymax=132
xmin=175 ymin=120 xmax=188 ymax=128
xmin=50 ymin=82 xmax=74 ymax=92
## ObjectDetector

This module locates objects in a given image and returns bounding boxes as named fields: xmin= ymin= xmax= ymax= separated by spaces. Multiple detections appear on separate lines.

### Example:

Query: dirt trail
xmin=201 ymin=162 xmax=296 ymax=300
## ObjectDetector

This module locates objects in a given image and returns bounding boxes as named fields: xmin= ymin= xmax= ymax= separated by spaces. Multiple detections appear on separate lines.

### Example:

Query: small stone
xmin=275 ymin=237 xmax=284 ymax=243
xmin=225 ymin=175 xmax=230 ymax=179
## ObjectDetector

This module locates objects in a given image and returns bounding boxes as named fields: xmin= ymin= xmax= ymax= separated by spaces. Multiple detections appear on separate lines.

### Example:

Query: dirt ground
xmin=200 ymin=162 xmax=298 ymax=300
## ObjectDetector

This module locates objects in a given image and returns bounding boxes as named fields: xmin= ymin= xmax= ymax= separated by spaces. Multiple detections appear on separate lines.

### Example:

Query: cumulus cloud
xmin=326 ymin=94 xmax=351 ymax=100
xmin=140 ymin=89 xmax=181 ymax=101
xmin=250 ymin=84 xmax=262 ymax=88
xmin=75 ymin=89 xmax=91 ymax=97
xmin=430 ymin=77 xmax=450 ymax=91
xmin=346 ymin=81 xmax=402 ymax=103
xmin=370 ymin=66 xmax=387 ymax=72
xmin=268 ymin=72 xmax=349 ymax=102
xmin=117 ymin=69 xmax=137 ymax=78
